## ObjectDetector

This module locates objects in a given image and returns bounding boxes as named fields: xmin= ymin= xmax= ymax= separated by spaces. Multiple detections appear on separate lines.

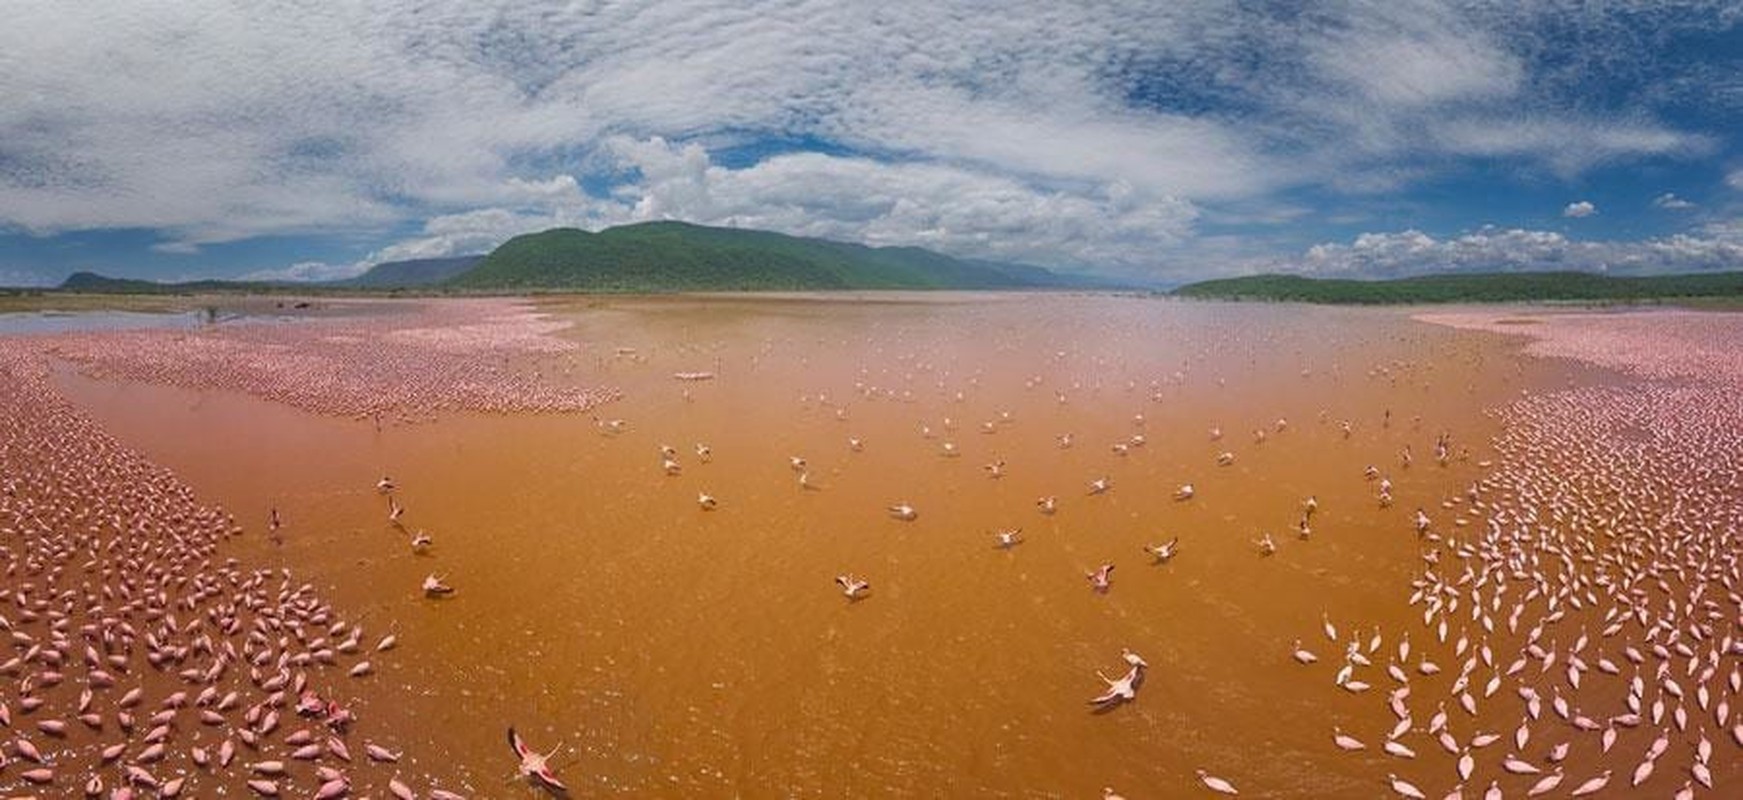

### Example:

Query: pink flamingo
xmin=508 ymin=727 xmax=566 ymax=792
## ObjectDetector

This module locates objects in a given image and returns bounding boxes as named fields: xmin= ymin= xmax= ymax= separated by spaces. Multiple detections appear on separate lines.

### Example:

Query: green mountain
xmin=53 ymin=222 xmax=1114 ymax=294
xmin=1172 ymin=271 xmax=1743 ymax=304
xmin=340 ymin=256 xmax=482 ymax=288
xmin=448 ymin=221 xmax=1101 ymax=291
xmin=58 ymin=271 xmax=270 ymax=294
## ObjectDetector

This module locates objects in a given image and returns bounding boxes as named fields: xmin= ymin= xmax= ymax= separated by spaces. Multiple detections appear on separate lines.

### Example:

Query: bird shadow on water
xmin=506 ymin=775 xmax=571 ymax=799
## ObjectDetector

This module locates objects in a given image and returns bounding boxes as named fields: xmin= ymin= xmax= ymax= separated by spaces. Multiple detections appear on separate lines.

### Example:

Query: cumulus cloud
xmin=1307 ymin=0 xmax=1523 ymax=108
xmin=1297 ymin=227 xmax=1743 ymax=278
xmin=239 ymin=260 xmax=370 ymax=283
xmin=370 ymin=137 xmax=1199 ymax=273
xmin=0 ymin=0 xmax=1729 ymax=277
xmin=0 ymin=1 xmax=1259 ymax=245
xmin=0 ymin=268 xmax=55 ymax=288
xmin=149 ymin=241 xmax=203 ymax=255
xmin=1563 ymin=201 xmax=1597 ymax=218
xmin=1429 ymin=118 xmax=1708 ymax=176
xmin=1652 ymin=192 xmax=1695 ymax=210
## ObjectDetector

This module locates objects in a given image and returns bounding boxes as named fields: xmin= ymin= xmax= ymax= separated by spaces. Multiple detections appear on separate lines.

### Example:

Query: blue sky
xmin=2 ymin=1 xmax=1741 ymax=287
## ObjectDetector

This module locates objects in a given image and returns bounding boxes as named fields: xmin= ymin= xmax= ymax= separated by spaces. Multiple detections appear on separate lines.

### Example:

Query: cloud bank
xmin=1297 ymin=226 xmax=1743 ymax=279
xmin=0 ymin=1 xmax=1737 ymax=281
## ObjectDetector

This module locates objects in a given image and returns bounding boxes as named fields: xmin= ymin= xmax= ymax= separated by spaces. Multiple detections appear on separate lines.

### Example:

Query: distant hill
xmin=1172 ymin=271 xmax=1743 ymax=304
xmin=58 ymin=271 xmax=273 ymax=294
xmin=54 ymin=223 xmax=1117 ymax=294
xmin=340 ymin=255 xmax=482 ymax=288
xmin=448 ymin=221 xmax=1108 ymax=291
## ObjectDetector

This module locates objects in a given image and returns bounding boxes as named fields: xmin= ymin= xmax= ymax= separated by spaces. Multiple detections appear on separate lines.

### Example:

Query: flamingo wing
xmin=508 ymin=726 xmax=530 ymax=759
xmin=534 ymin=767 xmax=568 ymax=791
xmin=1088 ymin=688 xmax=1121 ymax=705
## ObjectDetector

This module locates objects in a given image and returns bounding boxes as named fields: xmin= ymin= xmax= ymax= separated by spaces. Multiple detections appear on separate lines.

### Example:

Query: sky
xmin=2 ymin=0 xmax=1742 ymax=287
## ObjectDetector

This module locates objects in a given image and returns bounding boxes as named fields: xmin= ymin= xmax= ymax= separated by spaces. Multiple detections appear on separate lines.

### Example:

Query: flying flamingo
xmin=1086 ymin=563 xmax=1114 ymax=592
xmin=887 ymin=503 xmax=917 ymax=521
xmin=1088 ymin=666 xmax=1139 ymax=706
xmin=835 ymin=575 xmax=870 ymax=600
xmin=422 ymin=574 xmax=454 ymax=596
xmin=507 ymin=727 xmax=566 ymax=792
xmin=1174 ymin=484 xmax=1194 ymax=500
xmin=994 ymin=529 xmax=1023 ymax=549
xmin=1144 ymin=538 xmax=1179 ymax=563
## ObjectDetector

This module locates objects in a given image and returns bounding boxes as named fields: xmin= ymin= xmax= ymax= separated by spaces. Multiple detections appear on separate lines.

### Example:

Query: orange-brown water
xmin=51 ymin=294 xmax=1583 ymax=797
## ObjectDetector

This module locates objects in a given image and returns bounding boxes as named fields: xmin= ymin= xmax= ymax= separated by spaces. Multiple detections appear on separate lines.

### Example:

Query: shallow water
xmin=53 ymin=293 xmax=1585 ymax=797
xmin=0 ymin=309 xmax=205 ymax=334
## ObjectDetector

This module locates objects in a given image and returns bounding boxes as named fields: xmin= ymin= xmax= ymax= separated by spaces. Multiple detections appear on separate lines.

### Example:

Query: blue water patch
xmin=0 ymin=310 xmax=206 ymax=335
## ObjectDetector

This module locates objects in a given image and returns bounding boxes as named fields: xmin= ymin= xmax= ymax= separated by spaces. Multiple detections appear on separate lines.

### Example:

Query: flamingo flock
xmin=4 ymin=297 xmax=1740 ymax=798
xmin=1293 ymin=311 xmax=1743 ymax=799
xmin=0 ymin=343 xmax=472 ymax=797
xmin=46 ymin=300 xmax=619 ymax=424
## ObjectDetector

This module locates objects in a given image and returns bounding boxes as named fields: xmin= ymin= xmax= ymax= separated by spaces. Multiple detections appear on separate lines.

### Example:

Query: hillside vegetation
xmin=52 ymin=222 xmax=1099 ymax=294
xmin=340 ymin=256 xmax=482 ymax=288
xmin=1172 ymin=271 xmax=1743 ymax=304
xmin=447 ymin=221 xmax=1084 ymax=291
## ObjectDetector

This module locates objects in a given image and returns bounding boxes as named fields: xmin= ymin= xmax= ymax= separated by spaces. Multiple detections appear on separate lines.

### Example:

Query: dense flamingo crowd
xmin=43 ymin=300 xmax=618 ymax=423
xmin=3 ymin=300 xmax=1739 ymax=797
xmin=1297 ymin=312 xmax=1743 ymax=799
xmin=0 ymin=339 xmax=497 ymax=797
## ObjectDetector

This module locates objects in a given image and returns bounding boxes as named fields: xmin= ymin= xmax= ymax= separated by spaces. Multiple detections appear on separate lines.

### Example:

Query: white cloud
xmin=149 ymin=241 xmax=203 ymax=255
xmin=1652 ymin=192 xmax=1694 ymax=210
xmin=1427 ymin=118 xmax=1709 ymax=176
xmin=1307 ymin=1 xmax=1523 ymax=108
xmin=239 ymin=260 xmax=370 ymax=283
xmin=1729 ymin=170 xmax=1743 ymax=190
xmin=1297 ymin=226 xmax=1743 ymax=278
xmin=0 ymin=1 xmax=1263 ymax=246
xmin=1563 ymin=200 xmax=1597 ymax=218
xmin=0 ymin=0 xmax=1726 ymax=275
xmin=0 ymin=268 xmax=55 ymax=288
xmin=370 ymin=137 xmax=1200 ymax=275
